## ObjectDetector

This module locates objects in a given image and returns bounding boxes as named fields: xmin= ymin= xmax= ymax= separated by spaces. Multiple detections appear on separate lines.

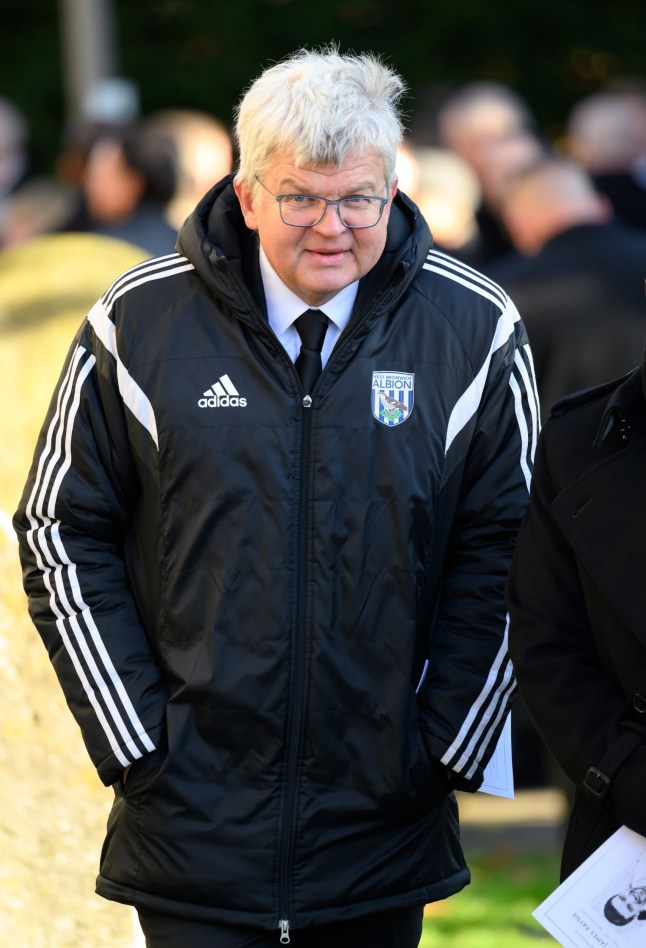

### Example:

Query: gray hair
xmin=234 ymin=47 xmax=406 ymax=193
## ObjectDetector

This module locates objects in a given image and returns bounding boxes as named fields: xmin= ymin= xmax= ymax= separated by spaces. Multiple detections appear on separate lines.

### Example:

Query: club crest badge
xmin=371 ymin=371 xmax=414 ymax=427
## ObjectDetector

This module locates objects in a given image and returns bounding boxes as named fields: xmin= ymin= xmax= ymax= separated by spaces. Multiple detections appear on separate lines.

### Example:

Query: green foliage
xmin=115 ymin=0 xmax=646 ymax=134
xmin=420 ymin=849 xmax=559 ymax=946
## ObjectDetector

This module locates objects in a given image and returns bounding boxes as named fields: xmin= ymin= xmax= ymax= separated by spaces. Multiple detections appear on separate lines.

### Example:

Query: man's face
xmin=234 ymin=149 xmax=397 ymax=306
xmin=609 ymin=886 xmax=646 ymax=923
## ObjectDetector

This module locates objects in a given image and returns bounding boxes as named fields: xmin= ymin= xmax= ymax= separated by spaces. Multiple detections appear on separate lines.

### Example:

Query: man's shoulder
xmin=549 ymin=375 xmax=629 ymax=420
xmin=410 ymin=249 xmax=524 ymax=371
xmin=104 ymin=252 xmax=197 ymax=316
xmin=416 ymin=248 xmax=510 ymax=315
xmin=542 ymin=367 xmax=643 ymax=461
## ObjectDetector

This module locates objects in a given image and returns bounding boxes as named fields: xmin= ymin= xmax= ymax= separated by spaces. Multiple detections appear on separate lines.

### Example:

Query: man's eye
xmin=343 ymin=197 xmax=373 ymax=208
xmin=283 ymin=195 xmax=319 ymax=209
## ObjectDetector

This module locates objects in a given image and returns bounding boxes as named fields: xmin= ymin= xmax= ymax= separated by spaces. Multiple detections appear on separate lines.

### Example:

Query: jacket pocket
xmin=406 ymin=693 xmax=450 ymax=807
xmin=122 ymin=737 xmax=170 ymax=798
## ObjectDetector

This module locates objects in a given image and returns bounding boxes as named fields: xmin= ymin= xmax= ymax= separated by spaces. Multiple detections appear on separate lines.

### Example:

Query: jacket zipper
xmin=276 ymin=386 xmax=314 ymax=943
xmin=218 ymin=280 xmax=399 ymax=940
xmin=273 ymin=301 xmax=403 ymax=941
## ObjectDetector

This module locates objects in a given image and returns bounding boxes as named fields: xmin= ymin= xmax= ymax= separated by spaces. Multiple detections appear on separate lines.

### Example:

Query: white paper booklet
xmin=478 ymin=714 xmax=514 ymax=799
xmin=533 ymin=825 xmax=646 ymax=947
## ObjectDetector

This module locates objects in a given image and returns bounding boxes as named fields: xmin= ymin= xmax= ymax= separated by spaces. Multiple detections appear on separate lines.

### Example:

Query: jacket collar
xmin=175 ymin=174 xmax=433 ymax=330
xmin=594 ymin=350 xmax=646 ymax=446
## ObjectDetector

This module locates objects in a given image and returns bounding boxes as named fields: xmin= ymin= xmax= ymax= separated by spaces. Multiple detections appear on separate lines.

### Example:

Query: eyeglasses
xmin=255 ymin=176 xmax=389 ymax=229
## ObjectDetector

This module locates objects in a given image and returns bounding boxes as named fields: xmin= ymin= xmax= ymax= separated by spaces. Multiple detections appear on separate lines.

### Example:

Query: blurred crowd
xmin=0 ymin=81 xmax=233 ymax=258
xmin=3 ymin=74 xmax=646 ymax=795
xmin=402 ymin=78 xmax=646 ymax=418
xmin=4 ymin=76 xmax=646 ymax=420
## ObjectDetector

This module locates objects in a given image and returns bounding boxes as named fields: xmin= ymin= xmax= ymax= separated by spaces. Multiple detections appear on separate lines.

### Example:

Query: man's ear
xmin=233 ymin=176 xmax=259 ymax=231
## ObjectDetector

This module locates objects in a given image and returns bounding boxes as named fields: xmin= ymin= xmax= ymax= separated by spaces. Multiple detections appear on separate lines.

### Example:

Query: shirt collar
xmin=258 ymin=246 xmax=358 ymax=335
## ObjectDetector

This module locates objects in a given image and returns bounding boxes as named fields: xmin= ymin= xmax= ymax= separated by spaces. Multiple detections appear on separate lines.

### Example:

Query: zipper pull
xmin=302 ymin=395 xmax=312 ymax=408
xmin=279 ymin=919 xmax=291 ymax=943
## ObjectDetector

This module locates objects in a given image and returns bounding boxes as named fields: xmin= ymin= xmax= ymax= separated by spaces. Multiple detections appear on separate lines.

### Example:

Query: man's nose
xmin=313 ymin=202 xmax=348 ymax=235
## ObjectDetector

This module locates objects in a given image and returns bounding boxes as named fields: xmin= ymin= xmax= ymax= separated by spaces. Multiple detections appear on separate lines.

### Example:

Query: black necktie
xmin=294 ymin=309 xmax=329 ymax=394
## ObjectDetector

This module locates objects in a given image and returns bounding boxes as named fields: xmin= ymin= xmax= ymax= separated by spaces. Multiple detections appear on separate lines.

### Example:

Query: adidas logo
xmin=198 ymin=374 xmax=247 ymax=408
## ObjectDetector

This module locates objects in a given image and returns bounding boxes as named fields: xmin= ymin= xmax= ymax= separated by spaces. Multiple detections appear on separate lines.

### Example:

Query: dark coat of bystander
xmin=507 ymin=353 xmax=646 ymax=880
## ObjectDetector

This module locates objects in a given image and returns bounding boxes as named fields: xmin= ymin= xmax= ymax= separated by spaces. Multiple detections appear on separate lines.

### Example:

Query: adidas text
xmin=198 ymin=374 xmax=247 ymax=408
xmin=199 ymin=394 xmax=247 ymax=408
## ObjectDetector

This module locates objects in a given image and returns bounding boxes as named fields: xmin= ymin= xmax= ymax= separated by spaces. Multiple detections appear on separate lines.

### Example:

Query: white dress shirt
xmin=258 ymin=247 xmax=358 ymax=368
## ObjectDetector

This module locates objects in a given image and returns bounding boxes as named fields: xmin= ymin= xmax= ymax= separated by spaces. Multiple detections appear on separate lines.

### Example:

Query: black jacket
xmin=507 ymin=357 xmax=646 ymax=879
xmin=15 ymin=176 xmax=537 ymax=931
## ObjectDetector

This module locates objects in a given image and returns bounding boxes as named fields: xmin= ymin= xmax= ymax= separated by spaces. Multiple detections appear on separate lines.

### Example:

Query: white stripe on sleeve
xmin=88 ymin=300 xmax=159 ymax=449
xmin=25 ymin=345 xmax=155 ymax=766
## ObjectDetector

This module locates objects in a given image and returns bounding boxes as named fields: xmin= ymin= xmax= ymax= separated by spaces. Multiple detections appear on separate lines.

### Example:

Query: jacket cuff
xmin=420 ymin=722 xmax=486 ymax=793
xmin=447 ymin=768 xmax=484 ymax=794
xmin=96 ymin=721 xmax=167 ymax=787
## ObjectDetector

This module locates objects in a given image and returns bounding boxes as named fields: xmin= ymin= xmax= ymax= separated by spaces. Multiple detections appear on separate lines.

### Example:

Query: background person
xmin=507 ymin=349 xmax=646 ymax=882
xmin=79 ymin=119 xmax=179 ymax=257
xmin=488 ymin=155 xmax=646 ymax=415
xmin=564 ymin=87 xmax=646 ymax=232
xmin=14 ymin=47 xmax=537 ymax=947
xmin=405 ymin=145 xmax=483 ymax=267
xmin=0 ymin=97 xmax=31 ymax=245
xmin=147 ymin=108 xmax=234 ymax=230
xmin=433 ymin=81 xmax=546 ymax=265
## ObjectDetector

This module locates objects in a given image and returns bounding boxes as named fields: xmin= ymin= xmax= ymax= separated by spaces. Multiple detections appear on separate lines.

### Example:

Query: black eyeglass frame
xmin=254 ymin=175 xmax=389 ymax=229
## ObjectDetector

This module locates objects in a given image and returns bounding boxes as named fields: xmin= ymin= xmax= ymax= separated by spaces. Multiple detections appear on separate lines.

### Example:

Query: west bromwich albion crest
xmin=371 ymin=371 xmax=415 ymax=427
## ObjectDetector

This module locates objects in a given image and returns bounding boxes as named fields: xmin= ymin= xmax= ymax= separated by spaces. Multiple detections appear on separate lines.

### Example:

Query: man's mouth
xmin=307 ymin=248 xmax=349 ymax=260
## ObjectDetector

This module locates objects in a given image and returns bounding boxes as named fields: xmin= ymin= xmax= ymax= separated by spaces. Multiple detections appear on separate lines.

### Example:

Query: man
xmin=433 ymin=81 xmax=545 ymax=266
xmin=564 ymin=88 xmax=646 ymax=232
xmin=14 ymin=49 xmax=537 ymax=947
xmin=507 ymin=357 xmax=646 ymax=882
xmin=488 ymin=155 xmax=646 ymax=415
xmin=80 ymin=119 xmax=179 ymax=257
xmin=604 ymin=855 xmax=646 ymax=926
xmin=146 ymin=108 xmax=233 ymax=230
xmin=0 ymin=96 xmax=30 ymax=245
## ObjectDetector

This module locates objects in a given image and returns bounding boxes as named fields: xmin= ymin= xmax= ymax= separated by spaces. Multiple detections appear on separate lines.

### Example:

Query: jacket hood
xmin=176 ymin=173 xmax=433 ymax=324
